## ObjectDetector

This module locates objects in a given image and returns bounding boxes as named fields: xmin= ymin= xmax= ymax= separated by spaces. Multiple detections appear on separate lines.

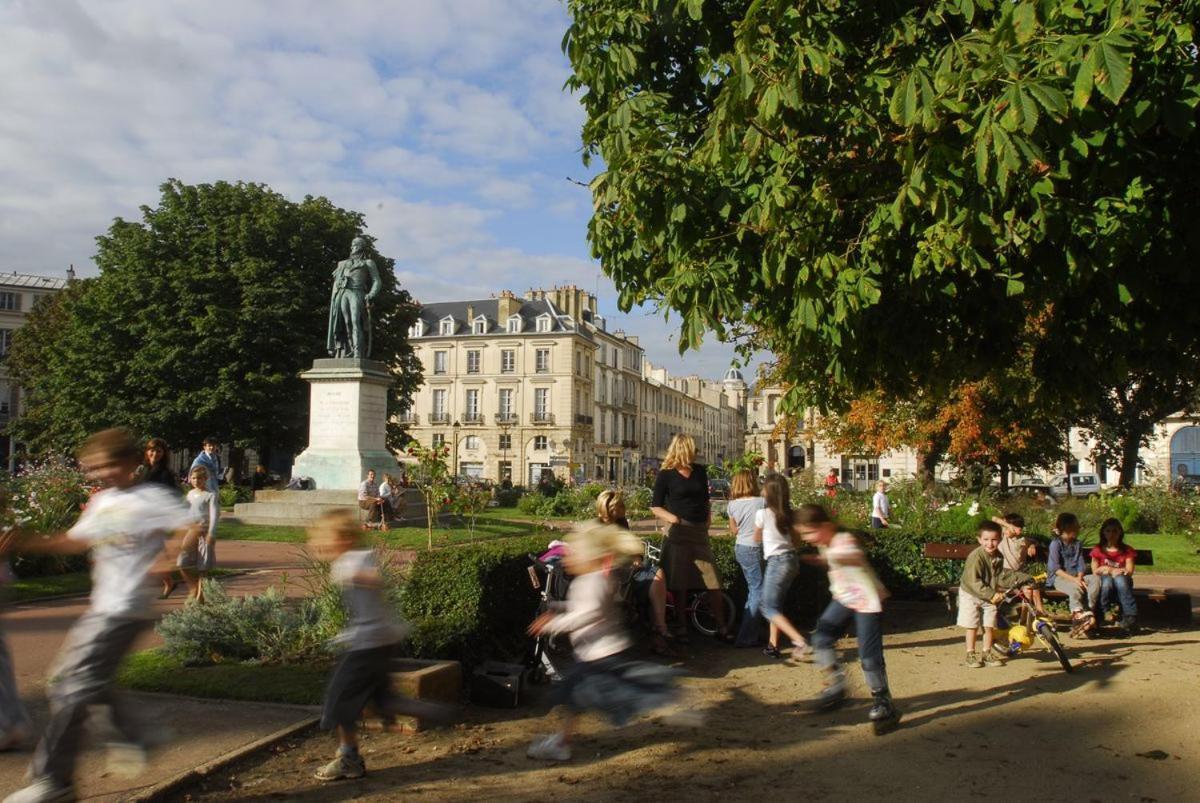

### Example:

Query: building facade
xmin=403 ymin=286 xmax=746 ymax=485
xmin=0 ymin=270 xmax=70 ymax=469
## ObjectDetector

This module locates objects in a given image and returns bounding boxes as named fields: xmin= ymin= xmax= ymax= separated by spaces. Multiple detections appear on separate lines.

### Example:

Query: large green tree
xmin=564 ymin=0 xmax=1200 ymax=415
xmin=8 ymin=179 xmax=422 ymax=462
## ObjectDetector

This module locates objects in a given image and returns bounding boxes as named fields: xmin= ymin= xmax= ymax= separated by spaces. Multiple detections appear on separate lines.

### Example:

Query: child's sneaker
xmin=314 ymin=751 xmax=366 ymax=781
xmin=981 ymin=651 xmax=1005 ymax=667
xmin=526 ymin=733 xmax=571 ymax=761
xmin=1 ymin=776 xmax=76 ymax=803
xmin=810 ymin=668 xmax=847 ymax=712
xmin=964 ymin=651 xmax=984 ymax=668
xmin=1070 ymin=610 xmax=1096 ymax=638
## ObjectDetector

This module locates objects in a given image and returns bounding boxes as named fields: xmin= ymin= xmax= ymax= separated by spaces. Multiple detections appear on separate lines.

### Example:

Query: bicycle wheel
xmin=1036 ymin=621 xmax=1073 ymax=673
xmin=690 ymin=591 xmax=736 ymax=636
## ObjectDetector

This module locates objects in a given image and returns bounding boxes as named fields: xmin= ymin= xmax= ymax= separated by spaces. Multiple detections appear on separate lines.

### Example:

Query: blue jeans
xmin=734 ymin=544 xmax=764 ymax=646
xmin=1097 ymin=574 xmax=1138 ymax=620
xmin=760 ymin=551 xmax=799 ymax=621
xmin=811 ymin=600 xmax=889 ymax=694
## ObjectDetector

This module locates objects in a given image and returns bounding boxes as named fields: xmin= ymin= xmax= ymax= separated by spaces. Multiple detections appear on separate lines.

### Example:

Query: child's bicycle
xmin=994 ymin=574 xmax=1073 ymax=673
xmin=637 ymin=541 xmax=735 ymax=636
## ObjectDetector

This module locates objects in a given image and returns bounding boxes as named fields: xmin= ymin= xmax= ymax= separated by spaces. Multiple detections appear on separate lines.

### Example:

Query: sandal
xmin=790 ymin=643 xmax=811 ymax=661
xmin=159 ymin=579 xmax=179 ymax=600
xmin=652 ymin=632 xmax=675 ymax=657
xmin=762 ymin=645 xmax=783 ymax=659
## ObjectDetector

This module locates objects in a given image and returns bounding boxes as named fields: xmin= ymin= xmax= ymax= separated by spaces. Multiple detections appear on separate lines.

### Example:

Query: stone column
xmin=291 ymin=358 xmax=398 ymax=489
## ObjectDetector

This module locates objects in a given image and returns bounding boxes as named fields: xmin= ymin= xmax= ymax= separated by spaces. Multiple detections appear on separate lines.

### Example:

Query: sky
xmin=0 ymin=0 xmax=763 ymax=381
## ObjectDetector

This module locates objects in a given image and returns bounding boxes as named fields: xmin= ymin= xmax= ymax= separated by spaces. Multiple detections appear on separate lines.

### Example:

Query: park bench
xmin=921 ymin=542 xmax=1191 ymax=623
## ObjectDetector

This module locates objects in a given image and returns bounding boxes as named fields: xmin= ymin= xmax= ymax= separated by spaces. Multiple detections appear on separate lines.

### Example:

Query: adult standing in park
xmin=650 ymin=434 xmax=730 ymax=641
xmin=871 ymin=481 xmax=891 ymax=529
xmin=327 ymin=236 xmax=382 ymax=359
xmin=141 ymin=437 xmax=178 ymax=492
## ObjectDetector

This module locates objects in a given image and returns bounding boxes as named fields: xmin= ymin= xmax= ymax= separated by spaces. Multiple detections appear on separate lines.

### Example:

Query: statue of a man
xmin=327 ymin=236 xmax=383 ymax=359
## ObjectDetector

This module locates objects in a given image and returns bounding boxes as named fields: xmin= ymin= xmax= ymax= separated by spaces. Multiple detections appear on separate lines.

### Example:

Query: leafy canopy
xmin=564 ymin=0 xmax=1200 ymax=409
xmin=9 ymin=179 xmax=422 ymax=458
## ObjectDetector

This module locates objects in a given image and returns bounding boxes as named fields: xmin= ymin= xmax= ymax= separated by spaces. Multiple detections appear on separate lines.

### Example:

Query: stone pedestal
xmin=290 ymin=358 xmax=399 ymax=490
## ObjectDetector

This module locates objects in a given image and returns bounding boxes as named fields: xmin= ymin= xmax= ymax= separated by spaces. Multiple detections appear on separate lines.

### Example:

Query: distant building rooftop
xmin=0 ymin=271 xmax=69 ymax=290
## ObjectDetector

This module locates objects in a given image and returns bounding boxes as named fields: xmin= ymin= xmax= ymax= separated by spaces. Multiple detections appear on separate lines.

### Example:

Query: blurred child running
xmin=0 ymin=490 xmax=31 ymax=753
xmin=526 ymin=521 xmax=693 ymax=761
xmin=795 ymin=504 xmax=900 ymax=734
xmin=308 ymin=509 xmax=450 ymax=782
xmin=3 ymin=428 xmax=196 ymax=803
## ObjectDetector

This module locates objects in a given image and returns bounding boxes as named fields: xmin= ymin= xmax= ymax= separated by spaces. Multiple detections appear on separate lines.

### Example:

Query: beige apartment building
xmin=403 ymin=286 xmax=746 ymax=485
xmin=0 ymin=269 xmax=71 ymax=469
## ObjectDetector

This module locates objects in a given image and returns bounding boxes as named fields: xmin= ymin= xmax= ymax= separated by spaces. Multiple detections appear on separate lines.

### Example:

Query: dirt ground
xmin=178 ymin=601 xmax=1198 ymax=802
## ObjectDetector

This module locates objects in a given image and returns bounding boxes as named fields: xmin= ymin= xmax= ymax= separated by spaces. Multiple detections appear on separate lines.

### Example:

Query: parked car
xmin=1048 ymin=473 xmax=1102 ymax=498
xmin=1006 ymin=481 xmax=1052 ymax=498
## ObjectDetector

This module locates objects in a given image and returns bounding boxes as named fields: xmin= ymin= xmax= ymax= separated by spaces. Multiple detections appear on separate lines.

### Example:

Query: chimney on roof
xmin=497 ymin=290 xmax=520 ymax=321
xmin=466 ymin=304 xmax=475 ymax=322
xmin=66 ymin=264 xmax=76 ymax=283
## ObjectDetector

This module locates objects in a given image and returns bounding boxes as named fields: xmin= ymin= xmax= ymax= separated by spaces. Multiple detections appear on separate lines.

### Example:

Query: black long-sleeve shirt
xmin=652 ymin=464 xmax=710 ymax=524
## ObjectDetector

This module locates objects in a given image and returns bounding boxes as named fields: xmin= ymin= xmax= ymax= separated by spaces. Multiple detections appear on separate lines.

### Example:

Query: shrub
xmin=218 ymin=485 xmax=252 ymax=508
xmin=156 ymin=580 xmax=338 ymax=666
xmin=493 ymin=485 xmax=525 ymax=507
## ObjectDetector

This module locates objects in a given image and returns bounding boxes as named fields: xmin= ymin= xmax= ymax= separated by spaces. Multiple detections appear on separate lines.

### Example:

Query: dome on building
xmin=722 ymin=366 xmax=746 ymax=384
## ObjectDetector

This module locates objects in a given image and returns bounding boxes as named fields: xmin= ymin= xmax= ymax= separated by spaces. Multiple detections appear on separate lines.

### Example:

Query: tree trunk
xmin=1118 ymin=430 xmax=1142 ymax=489
xmin=915 ymin=450 xmax=939 ymax=486
xmin=998 ymin=460 xmax=1010 ymax=492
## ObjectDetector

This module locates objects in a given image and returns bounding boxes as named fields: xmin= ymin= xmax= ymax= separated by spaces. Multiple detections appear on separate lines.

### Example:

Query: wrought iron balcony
xmin=495 ymin=411 xmax=518 ymax=424
xmin=461 ymin=412 xmax=484 ymax=424
xmin=531 ymin=411 xmax=555 ymax=425
xmin=429 ymin=411 xmax=450 ymax=424
xmin=398 ymin=412 xmax=418 ymax=425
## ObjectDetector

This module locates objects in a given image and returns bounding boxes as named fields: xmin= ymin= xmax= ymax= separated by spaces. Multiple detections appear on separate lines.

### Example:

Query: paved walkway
xmin=0 ymin=539 xmax=320 ymax=801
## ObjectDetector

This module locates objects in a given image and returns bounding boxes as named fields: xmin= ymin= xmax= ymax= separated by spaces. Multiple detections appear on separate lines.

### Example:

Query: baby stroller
xmin=525 ymin=543 xmax=573 ymax=682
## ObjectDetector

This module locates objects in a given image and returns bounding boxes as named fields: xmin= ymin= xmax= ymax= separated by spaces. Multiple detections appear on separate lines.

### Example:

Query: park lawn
xmin=221 ymin=516 xmax=543 ymax=549
xmin=1125 ymin=532 xmax=1200 ymax=573
xmin=4 ymin=571 xmax=92 ymax=603
xmin=118 ymin=649 xmax=328 ymax=705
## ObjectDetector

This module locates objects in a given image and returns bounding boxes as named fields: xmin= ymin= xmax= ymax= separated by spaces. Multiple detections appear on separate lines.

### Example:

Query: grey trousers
xmin=0 ymin=615 xmax=30 ymax=733
xmin=31 ymin=612 xmax=149 ymax=784
xmin=1052 ymin=575 xmax=1101 ymax=613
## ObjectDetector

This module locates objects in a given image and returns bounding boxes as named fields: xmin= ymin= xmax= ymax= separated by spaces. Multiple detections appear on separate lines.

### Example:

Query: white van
xmin=1048 ymin=473 xmax=1102 ymax=498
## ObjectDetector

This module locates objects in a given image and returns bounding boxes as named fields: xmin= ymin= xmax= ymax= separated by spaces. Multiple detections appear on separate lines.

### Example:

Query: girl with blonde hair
xmin=649 ymin=434 xmax=730 ymax=641
xmin=727 ymin=470 xmax=766 ymax=647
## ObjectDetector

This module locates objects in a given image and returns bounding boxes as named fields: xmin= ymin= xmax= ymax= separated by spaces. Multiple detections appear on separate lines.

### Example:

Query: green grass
xmin=1125 ymin=532 xmax=1200 ymax=573
xmin=220 ymin=515 xmax=544 ymax=550
xmin=118 ymin=649 xmax=329 ymax=705
xmin=4 ymin=572 xmax=92 ymax=603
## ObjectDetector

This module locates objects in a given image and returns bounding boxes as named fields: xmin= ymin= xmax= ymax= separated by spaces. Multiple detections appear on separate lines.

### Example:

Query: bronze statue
xmin=327 ymin=236 xmax=382 ymax=358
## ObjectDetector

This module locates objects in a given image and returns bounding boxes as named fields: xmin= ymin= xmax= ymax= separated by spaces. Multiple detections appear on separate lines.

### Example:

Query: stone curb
xmin=130 ymin=715 xmax=319 ymax=802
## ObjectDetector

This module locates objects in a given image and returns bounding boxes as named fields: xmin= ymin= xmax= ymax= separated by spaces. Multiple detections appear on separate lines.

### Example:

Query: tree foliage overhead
xmin=564 ymin=0 xmax=1200 ymax=411
xmin=8 ymin=179 xmax=422 ymax=459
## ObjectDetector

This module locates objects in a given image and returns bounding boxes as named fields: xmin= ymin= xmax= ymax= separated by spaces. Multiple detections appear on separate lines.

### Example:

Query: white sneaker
xmin=526 ymin=733 xmax=571 ymax=761
xmin=2 ymin=777 xmax=76 ymax=803
xmin=105 ymin=741 xmax=148 ymax=779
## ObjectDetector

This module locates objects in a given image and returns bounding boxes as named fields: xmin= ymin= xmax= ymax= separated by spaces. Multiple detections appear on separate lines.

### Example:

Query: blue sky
xmin=0 ymin=0 xmax=764 ymax=380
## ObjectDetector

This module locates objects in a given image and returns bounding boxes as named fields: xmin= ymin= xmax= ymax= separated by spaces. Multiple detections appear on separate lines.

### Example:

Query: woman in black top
xmin=142 ymin=437 xmax=179 ymax=492
xmin=650 ymin=434 xmax=729 ymax=640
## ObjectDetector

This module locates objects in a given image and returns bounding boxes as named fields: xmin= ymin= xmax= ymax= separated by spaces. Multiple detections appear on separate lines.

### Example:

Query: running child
xmin=4 ymin=428 xmax=195 ymax=803
xmin=1046 ymin=512 xmax=1099 ymax=636
xmin=959 ymin=521 xmax=1032 ymax=668
xmin=526 ymin=521 xmax=689 ymax=761
xmin=794 ymin=504 xmax=900 ymax=734
xmin=755 ymin=475 xmax=809 ymax=660
xmin=308 ymin=509 xmax=448 ymax=781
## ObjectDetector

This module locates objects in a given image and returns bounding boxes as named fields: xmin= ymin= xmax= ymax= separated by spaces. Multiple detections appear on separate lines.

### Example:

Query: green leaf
xmin=1027 ymin=83 xmax=1067 ymax=118
xmin=1117 ymin=284 xmax=1133 ymax=304
xmin=1012 ymin=3 xmax=1037 ymax=44
xmin=686 ymin=0 xmax=704 ymax=21
xmin=1006 ymin=277 xmax=1025 ymax=296
xmin=1073 ymin=51 xmax=1095 ymax=109
xmin=903 ymin=72 xmax=920 ymax=126
xmin=974 ymin=126 xmax=991 ymax=184
xmin=960 ymin=0 xmax=975 ymax=23
xmin=1094 ymin=41 xmax=1132 ymax=104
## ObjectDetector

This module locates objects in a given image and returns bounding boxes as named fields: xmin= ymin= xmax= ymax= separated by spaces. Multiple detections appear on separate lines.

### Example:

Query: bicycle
xmin=638 ymin=541 xmax=736 ymax=637
xmin=993 ymin=574 xmax=1073 ymax=673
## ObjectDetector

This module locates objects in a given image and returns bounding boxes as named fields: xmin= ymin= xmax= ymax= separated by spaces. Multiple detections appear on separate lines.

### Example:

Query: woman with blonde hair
xmin=727 ymin=470 xmax=766 ymax=647
xmin=649 ymin=434 xmax=730 ymax=641
xmin=597 ymin=490 xmax=672 ymax=655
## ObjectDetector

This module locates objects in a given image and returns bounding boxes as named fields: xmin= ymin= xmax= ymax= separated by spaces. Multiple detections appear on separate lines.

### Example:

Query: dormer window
xmin=439 ymin=316 xmax=455 ymax=336
xmin=408 ymin=320 xmax=425 ymax=338
xmin=536 ymin=314 xmax=553 ymax=333
xmin=472 ymin=316 xmax=488 ymax=335
xmin=507 ymin=315 xmax=522 ymax=333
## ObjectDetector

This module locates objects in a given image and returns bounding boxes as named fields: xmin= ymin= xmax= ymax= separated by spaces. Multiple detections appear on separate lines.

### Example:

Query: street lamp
xmin=499 ymin=422 xmax=511 ymax=484
xmin=750 ymin=421 xmax=760 ymax=457
xmin=452 ymin=420 xmax=461 ymax=478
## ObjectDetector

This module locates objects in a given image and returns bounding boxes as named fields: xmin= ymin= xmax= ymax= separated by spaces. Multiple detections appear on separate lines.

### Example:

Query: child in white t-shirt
xmin=795 ymin=503 xmax=900 ymax=735
xmin=755 ymin=474 xmax=809 ymax=660
xmin=4 ymin=428 xmax=195 ymax=803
